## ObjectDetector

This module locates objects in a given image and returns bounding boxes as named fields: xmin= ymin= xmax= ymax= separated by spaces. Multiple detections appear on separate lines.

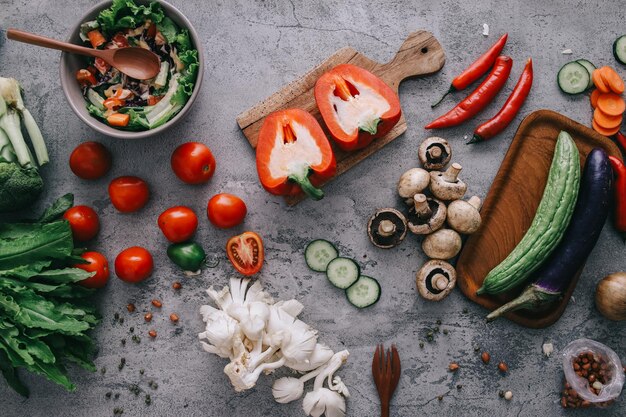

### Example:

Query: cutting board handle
xmin=380 ymin=31 xmax=445 ymax=89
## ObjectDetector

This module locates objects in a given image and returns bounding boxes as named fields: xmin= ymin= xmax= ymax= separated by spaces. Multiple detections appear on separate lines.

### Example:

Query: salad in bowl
xmin=74 ymin=0 xmax=199 ymax=131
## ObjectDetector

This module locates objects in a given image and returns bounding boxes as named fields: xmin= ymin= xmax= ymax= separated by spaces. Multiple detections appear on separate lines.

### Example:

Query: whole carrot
xmin=609 ymin=156 xmax=626 ymax=234
xmin=469 ymin=58 xmax=533 ymax=144
xmin=425 ymin=56 xmax=513 ymax=130
xmin=432 ymin=33 xmax=508 ymax=108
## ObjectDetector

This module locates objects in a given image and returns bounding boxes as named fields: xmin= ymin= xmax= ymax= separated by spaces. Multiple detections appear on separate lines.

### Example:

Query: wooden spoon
xmin=7 ymin=28 xmax=161 ymax=80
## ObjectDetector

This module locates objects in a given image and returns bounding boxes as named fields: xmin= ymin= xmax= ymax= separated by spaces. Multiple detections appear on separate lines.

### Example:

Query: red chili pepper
xmin=609 ymin=155 xmax=626 ymax=233
xmin=432 ymin=33 xmax=508 ymax=108
xmin=615 ymin=131 xmax=626 ymax=151
xmin=469 ymin=58 xmax=533 ymax=144
xmin=425 ymin=56 xmax=513 ymax=130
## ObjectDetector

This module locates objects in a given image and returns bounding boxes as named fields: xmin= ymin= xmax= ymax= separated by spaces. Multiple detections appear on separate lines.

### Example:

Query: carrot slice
xmin=592 ymin=119 xmax=620 ymax=136
xmin=599 ymin=66 xmax=625 ymax=95
xmin=590 ymin=89 xmax=600 ymax=108
xmin=597 ymin=93 xmax=626 ymax=116
xmin=593 ymin=69 xmax=610 ymax=93
xmin=594 ymin=108 xmax=623 ymax=129
xmin=87 ymin=30 xmax=106 ymax=49
xmin=107 ymin=113 xmax=130 ymax=127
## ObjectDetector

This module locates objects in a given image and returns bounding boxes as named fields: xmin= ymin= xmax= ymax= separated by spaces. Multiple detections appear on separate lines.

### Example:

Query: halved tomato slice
xmin=226 ymin=232 xmax=264 ymax=276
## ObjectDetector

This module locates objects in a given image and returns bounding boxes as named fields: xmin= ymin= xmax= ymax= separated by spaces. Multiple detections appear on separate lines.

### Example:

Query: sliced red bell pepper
xmin=256 ymin=109 xmax=336 ymax=200
xmin=314 ymin=64 xmax=401 ymax=151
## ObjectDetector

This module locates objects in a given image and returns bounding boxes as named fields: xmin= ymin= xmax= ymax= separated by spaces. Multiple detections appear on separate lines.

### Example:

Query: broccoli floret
xmin=0 ymin=162 xmax=43 ymax=212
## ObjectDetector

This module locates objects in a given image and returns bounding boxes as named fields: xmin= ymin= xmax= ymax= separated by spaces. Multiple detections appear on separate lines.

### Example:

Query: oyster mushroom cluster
xmin=366 ymin=136 xmax=483 ymax=301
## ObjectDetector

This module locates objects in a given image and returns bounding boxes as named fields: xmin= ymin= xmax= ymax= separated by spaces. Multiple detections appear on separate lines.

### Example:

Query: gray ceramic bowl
xmin=60 ymin=0 xmax=203 ymax=139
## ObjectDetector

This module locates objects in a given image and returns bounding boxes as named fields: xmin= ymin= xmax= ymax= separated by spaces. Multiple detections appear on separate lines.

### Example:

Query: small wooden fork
xmin=372 ymin=344 xmax=401 ymax=417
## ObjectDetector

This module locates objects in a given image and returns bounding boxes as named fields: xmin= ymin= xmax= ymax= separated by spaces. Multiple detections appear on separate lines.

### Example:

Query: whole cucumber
xmin=477 ymin=131 xmax=581 ymax=295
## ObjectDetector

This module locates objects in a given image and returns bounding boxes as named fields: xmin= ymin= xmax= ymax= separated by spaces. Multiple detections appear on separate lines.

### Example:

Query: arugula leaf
xmin=0 ymin=349 xmax=28 ymax=397
xmin=0 ymin=221 xmax=73 ymax=269
xmin=38 ymin=194 xmax=74 ymax=223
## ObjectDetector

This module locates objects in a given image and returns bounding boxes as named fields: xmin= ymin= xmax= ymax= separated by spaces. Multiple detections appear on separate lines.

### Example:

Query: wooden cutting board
xmin=456 ymin=110 xmax=622 ymax=328
xmin=236 ymin=31 xmax=445 ymax=205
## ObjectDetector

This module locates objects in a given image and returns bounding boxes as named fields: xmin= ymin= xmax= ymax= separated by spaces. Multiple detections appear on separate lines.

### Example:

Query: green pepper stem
xmin=486 ymin=284 xmax=560 ymax=322
xmin=288 ymin=166 xmax=324 ymax=201
xmin=431 ymin=86 xmax=455 ymax=108
xmin=467 ymin=135 xmax=482 ymax=145
xmin=359 ymin=118 xmax=381 ymax=135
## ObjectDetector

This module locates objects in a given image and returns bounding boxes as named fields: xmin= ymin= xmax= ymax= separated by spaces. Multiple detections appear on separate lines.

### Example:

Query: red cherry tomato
xmin=115 ymin=246 xmax=153 ymax=283
xmin=108 ymin=176 xmax=150 ymax=213
xmin=226 ymin=232 xmax=264 ymax=276
xmin=75 ymin=251 xmax=110 ymax=289
xmin=207 ymin=193 xmax=247 ymax=228
xmin=69 ymin=141 xmax=112 ymax=180
xmin=63 ymin=205 xmax=100 ymax=242
xmin=171 ymin=142 xmax=216 ymax=184
xmin=158 ymin=206 xmax=198 ymax=243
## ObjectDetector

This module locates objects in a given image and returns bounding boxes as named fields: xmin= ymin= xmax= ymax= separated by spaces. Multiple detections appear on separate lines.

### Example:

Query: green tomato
xmin=167 ymin=242 xmax=206 ymax=272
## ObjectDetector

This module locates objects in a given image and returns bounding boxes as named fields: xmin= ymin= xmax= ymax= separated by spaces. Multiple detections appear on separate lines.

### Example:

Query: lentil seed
xmin=151 ymin=299 xmax=162 ymax=308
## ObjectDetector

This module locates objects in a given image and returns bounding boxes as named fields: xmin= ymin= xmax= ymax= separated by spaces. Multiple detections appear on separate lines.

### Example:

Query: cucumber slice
xmin=558 ymin=62 xmax=590 ymax=95
xmin=326 ymin=257 xmax=359 ymax=289
xmin=86 ymin=88 xmax=105 ymax=108
xmin=346 ymin=276 xmax=381 ymax=308
xmin=305 ymin=240 xmax=338 ymax=272
xmin=614 ymin=35 xmax=626 ymax=65
xmin=576 ymin=59 xmax=596 ymax=89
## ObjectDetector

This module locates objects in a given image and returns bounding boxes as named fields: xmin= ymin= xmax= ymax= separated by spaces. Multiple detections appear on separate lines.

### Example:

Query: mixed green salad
xmin=76 ymin=0 xmax=199 ymax=131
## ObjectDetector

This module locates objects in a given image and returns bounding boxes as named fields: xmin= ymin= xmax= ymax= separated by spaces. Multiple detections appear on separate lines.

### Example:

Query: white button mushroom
xmin=447 ymin=196 xmax=482 ymax=234
xmin=418 ymin=137 xmax=451 ymax=170
xmin=416 ymin=260 xmax=457 ymax=301
xmin=367 ymin=208 xmax=408 ymax=249
xmin=429 ymin=163 xmax=467 ymax=201
xmin=397 ymin=168 xmax=430 ymax=200
xmin=421 ymin=229 xmax=462 ymax=260
xmin=407 ymin=194 xmax=447 ymax=235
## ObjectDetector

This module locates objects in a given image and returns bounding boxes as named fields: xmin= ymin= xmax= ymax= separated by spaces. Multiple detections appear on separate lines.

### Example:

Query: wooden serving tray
xmin=236 ymin=31 xmax=445 ymax=205
xmin=456 ymin=110 xmax=622 ymax=328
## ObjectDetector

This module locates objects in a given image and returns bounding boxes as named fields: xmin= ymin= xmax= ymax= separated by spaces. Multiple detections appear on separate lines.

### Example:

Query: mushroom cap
xmin=416 ymin=259 xmax=457 ymax=301
xmin=367 ymin=208 xmax=408 ymax=249
xmin=418 ymin=137 xmax=451 ymax=170
xmin=407 ymin=197 xmax=447 ymax=235
xmin=447 ymin=198 xmax=482 ymax=234
xmin=429 ymin=170 xmax=467 ymax=201
xmin=421 ymin=229 xmax=462 ymax=260
xmin=397 ymin=168 xmax=430 ymax=199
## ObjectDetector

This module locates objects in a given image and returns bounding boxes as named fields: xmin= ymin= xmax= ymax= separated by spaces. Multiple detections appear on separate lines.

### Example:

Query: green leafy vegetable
xmin=157 ymin=16 xmax=178 ymax=43
xmin=0 ymin=195 xmax=99 ymax=397
xmin=97 ymin=0 xmax=164 ymax=34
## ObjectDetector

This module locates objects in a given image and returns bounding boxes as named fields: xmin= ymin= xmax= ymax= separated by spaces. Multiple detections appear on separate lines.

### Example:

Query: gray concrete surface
xmin=1 ymin=0 xmax=625 ymax=416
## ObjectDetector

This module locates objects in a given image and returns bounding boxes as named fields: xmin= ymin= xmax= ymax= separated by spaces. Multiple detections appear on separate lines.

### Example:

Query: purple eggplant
xmin=487 ymin=148 xmax=612 ymax=321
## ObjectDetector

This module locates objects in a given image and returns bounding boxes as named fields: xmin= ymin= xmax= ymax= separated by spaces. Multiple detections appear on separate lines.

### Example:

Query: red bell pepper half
xmin=314 ymin=64 xmax=401 ymax=151
xmin=256 ymin=108 xmax=336 ymax=200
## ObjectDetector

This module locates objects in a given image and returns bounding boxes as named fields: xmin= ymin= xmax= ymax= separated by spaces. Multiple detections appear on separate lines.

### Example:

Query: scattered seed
xmin=172 ymin=281 xmax=182 ymax=290
xmin=498 ymin=390 xmax=505 ymax=398
xmin=113 ymin=407 xmax=123 ymax=415
xmin=463 ymin=308 xmax=468 ymax=313
xmin=145 ymin=394 xmax=152 ymax=405
xmin=129 ymin=384 xmax=141 ymax=396
xmin=105 ymin=392 xmax=112 ymax=399
xmin=118 ymin=358 xmax=126 ymax=371
xmin=144 ymin=313 xmax=153 ymax=322
xmin=419 ymin=342 xmax=424 ymax=348
xmin=436 ymin=319 xmax=442 ymax=325
xmin=126 ymin=303 xmax=135 ymax=313
xmin=474 ymin=346 xmax=480 ymax=352
xmin=170 ymin=313 xmax=179 ymax=323
xmin=443 ymin=329 xmax=448 ymax=335
xmin=129 ymin=327 xmax=134 ymax=333
xmin=101 ymin=367 xmax=106 ymax=375
xmin=121 ymin=339 xmax=126 ymax=346
xmin=481 ymin=352 xmax=491 ymax=364
xmin=504 ymin=391 xmax=513 ymax=401
xmin=151 ymin=382 xmax=158 ymax=390
xmin=148 ymin=330 xmax=157 ymax=338
xmin=498 ymin=361 xmax=508 ymax=373
xmin=438 ymin=395 xmax=443 ymax=401
xmin=151 ymin=299 xmax=162 ymax=308
xmin=448 ymin=362 xmax=459 ymax=372
xmin=140 ymin=369 xmax=145 ymax=375
xmin=427 ymin=331 xmax=434 ymax=338
xmin=119 ymin=317 xmax=124 ymax=324
xmin=434 ymin=326 xmax=440 ymax=333
xmin=456 ymin=384 xmax=462 ymax=390
xmin=114 ymin=393 xmax=120 ymax=400
xmin=132 ymin=335 xmax=141 ymax=344
xmin=114 ymin=313 xmax=120 ymax=321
